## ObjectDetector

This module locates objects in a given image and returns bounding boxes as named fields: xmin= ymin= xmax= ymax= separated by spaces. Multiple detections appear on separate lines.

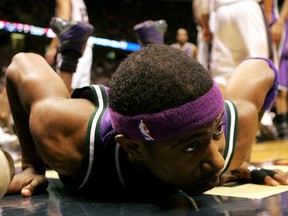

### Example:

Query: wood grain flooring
xmin=251 ymin=139 xmax=288 ymax=164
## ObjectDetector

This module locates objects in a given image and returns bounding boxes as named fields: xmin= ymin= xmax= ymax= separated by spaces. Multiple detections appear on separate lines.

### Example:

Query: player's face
xmin=177 ymin=30 xmax=188 ymax=43
xmin=142 ymin=113 xmax=225 ymax=195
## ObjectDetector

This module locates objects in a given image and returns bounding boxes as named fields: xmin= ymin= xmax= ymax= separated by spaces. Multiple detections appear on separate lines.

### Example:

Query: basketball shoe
xmin=50 ymin=17 xmax=94 ymax=57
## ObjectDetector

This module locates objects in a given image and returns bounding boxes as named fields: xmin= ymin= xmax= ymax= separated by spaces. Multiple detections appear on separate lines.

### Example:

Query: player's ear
xmin=115 ymin=134 xmax=145 ymax=160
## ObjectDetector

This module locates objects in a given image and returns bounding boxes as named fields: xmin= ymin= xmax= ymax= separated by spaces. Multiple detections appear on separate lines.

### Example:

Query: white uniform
xmin=57 ymin=0 xmax=93 ymax=89
xmin=208 ymin=0 xmax=270 ymax=84
xmin=196 ymin=26 xmax=211 ymax=70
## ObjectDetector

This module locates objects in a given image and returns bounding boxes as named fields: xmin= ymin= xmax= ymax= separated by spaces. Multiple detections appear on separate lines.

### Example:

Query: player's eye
xmin=184 ymin=142 xmax=199 ymax=153
xmin=213 ymin=123 xmax=224 ymax=140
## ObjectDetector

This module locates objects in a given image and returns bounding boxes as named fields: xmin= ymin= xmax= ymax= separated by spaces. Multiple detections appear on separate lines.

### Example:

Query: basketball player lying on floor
xmin=1 ymin=17 xmax=288 ymax=199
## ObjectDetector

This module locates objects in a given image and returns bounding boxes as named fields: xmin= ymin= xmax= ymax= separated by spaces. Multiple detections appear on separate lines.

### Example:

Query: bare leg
xmin=274 ymin=90 xmax=288 ymax=138
xmin=276 ymin=90 xmax=287 ymax=114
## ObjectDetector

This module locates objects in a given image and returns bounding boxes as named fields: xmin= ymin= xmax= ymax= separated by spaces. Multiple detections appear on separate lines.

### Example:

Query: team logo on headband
xmin=139 ymin=120 xmax=154 ymax=141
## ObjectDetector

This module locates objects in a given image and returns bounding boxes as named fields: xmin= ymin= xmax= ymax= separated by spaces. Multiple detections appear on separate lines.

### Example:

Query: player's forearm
xmin=48 ymin=37 xmax=59 ymax=50
xmin=6 ymin=53 xmax=46 ymax=174
xmin=200 ymin=0 xmax=210 ymax=15
xmin=199 ymin=0 xmax=210 ymax=29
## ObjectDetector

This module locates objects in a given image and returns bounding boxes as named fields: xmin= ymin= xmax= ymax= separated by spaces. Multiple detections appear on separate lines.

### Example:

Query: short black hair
xmin=109 ymin=43 xmax=213 ymax=115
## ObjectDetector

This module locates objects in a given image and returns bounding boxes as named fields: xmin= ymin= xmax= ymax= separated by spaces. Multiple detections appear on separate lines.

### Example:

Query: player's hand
xmin=7 ymin=167 xmax=48 ymax=197
xmin=218 ymin=162 xmax=288 ymax=186
xmin=270 ymin=19 xmax=284 ymax=45
xmin=250 ymin=168 xmax=288 ymax=186
xmin=202 ymin=27 xmax=213 ymax=43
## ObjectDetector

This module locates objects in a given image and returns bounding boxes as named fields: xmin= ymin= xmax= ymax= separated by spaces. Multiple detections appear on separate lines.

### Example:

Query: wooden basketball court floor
xmin=1 ymin=139 xmax=288 ymax=216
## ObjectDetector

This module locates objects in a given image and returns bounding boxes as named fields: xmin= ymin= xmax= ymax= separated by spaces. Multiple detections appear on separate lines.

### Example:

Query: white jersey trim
xmin=78 ymin=85 xmax=104 ymax=189
xmin=115 ymin=143 xmax=127 ymax=188
xmin=221 ymin=100 xmax=237 ymax=174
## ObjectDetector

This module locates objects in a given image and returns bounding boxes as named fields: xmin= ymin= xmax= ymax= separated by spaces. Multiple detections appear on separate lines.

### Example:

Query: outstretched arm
xmin=5 ymin=52 xmax=71 ymax=197
xmin=5 ymin=51 xmax=95 ymax=197
xmin=5 ymin=17 xmax=94 ymax=197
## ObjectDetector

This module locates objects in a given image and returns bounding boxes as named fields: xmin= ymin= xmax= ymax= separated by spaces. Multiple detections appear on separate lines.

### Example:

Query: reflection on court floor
xmin=1 ymin=140 xmax=288 ymax=215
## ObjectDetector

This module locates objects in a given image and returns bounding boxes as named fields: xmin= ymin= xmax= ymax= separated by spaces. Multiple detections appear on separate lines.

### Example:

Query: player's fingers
xmin=250 ymin=169 xmax=278 ymax=185
xmin=264 ymin=176 xmax=279 ymax=186
xmin=21 ymin=186 xmax=33 ymax=197
xmin=272 ymin=173 xmax=288 ymax=185
xmin=273 ymin=169 xmax=288 ymax=177
xmin=265 ymin=169 xmax=288 ymax=185
xmin=21 ymin=178 xmax=48 ymax=197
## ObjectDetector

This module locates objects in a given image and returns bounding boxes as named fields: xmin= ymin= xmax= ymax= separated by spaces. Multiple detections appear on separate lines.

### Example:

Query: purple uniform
xmin=278 ymin=21 xmax=288 ymax=89
xmin=269 ymin=0 xmax=288 ymax=89
xmin=171 ymin=42 xmax=196 ymax=58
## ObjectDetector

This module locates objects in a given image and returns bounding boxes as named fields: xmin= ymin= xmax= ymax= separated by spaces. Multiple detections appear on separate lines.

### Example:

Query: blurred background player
xmin=265 ymin=0 xmax=288 ymax=138
xmin=171 ymin=28 xmax=198 ymax=58
xmin=200 ymin=0 xmax=272 ymax=90
xmin=192 ymin=0 xmax=211 ymax=69
xmin=199 ymin=0 xmax=278 ymax=141
xmin=45 ymin=0 xmax=93 ymax=93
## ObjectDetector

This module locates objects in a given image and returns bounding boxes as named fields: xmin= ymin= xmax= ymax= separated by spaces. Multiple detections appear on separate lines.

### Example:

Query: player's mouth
xmin=195 ymin=174 xmax=220 ymax=192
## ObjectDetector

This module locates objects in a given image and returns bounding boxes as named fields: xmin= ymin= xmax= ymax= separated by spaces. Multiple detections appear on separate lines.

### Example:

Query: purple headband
xmin=109 ymin=81 xmax=224 ymax=142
